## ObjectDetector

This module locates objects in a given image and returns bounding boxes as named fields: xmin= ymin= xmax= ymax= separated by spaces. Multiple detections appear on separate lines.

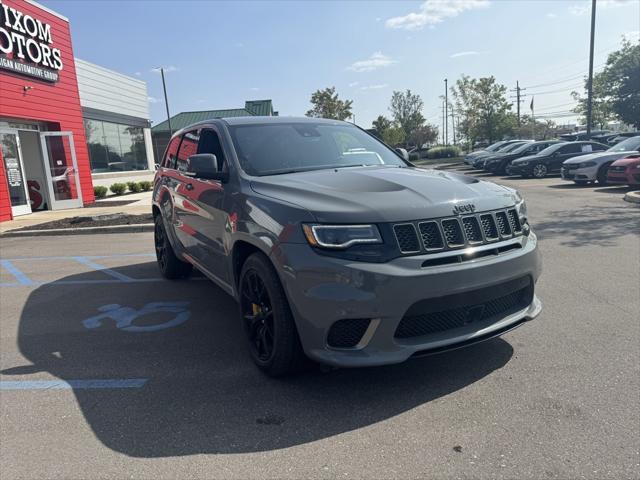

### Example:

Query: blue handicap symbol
xmin=83 ymin=302 xmax=190 ymax=332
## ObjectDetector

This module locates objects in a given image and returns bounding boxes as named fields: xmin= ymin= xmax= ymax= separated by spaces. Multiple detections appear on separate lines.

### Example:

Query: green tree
xmin=371 ymin=115 xmax=406 ymax=146
xmin=389 ymin=90 xmax=426 ymax=141
xmin=515 ymin=115 xmax=557 ymax=140
xmin=451 ymin=75 xmax=514 ymax=144
xmin=572 ymin=38 xmax=640 ymax=129
xmin=306 ymin=86 xmax=353 ymax=120
xmin=408 ymin=124 xmax=439 ymax=148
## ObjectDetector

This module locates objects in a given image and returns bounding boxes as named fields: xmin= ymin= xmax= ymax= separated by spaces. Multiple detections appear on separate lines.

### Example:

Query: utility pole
xmin=509 ymin=81 xmax=527 ymax=127
xmin=586 ymin=0 xmax=596 ymax=137
xmin=159 ymin=67 xmax=173 ymax=136
xmin=444 ymin=78 xmax=449 ymax=146
xmin=441 ymin=100 xmax=445 ymax=145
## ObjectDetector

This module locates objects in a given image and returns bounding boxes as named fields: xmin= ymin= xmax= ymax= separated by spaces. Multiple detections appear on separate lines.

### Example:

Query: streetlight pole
xmin=159 ymin=67 xmax=173 ymax=136
xmin=444 ymin=78 xmax=448 ymax=146
xmin=586 ymin=0 xmax=596 ymax=137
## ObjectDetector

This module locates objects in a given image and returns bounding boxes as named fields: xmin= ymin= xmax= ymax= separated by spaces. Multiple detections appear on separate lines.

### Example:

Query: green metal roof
xmin=244 ymin=100 xmax=274 ymax=116
xmin=151 ymin=108 xmax=252 ymax=133
xmin=151 ymin=99 xmax=278 ymax=133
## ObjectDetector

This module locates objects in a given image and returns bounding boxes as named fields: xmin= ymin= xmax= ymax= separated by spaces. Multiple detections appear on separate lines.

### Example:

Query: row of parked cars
xmin=464 ymin=134 xmax=640 ymax=186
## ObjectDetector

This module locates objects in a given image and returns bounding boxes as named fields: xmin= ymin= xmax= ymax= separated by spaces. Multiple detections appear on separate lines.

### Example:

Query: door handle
xmin=185 ymin=183 xmax=194 ymax=191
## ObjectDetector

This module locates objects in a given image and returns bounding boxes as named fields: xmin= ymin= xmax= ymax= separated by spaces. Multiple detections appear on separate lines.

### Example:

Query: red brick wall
xmin=0 ymin=0 xmax=94 ymax=222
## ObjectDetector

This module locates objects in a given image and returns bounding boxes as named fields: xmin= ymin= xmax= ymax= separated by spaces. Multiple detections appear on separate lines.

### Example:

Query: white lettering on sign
xmin=0 ymin=0 xmax=62 ymax=80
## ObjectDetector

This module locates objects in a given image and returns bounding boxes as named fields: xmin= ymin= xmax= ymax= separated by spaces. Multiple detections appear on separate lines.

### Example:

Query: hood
xmin=563 ymin=150 xmax=635 ymax=165
xmin=611 ymin=155 xmax=640 ymax=167
xmin=250 ymin=166 xmax=518 ymax=223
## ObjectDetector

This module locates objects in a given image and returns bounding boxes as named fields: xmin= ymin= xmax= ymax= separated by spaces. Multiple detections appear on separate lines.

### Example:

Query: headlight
xmin=519 ymin=161 xmax=529 ymax=166
xmin=632 ymin=164 xmax=640 ymax=170
xmin=578 ymin=161 xmax=596 ymax=168
xmin=515 ymin=191 xmax=528 ymax=227
xmin=303 ymin=224 xmax=382 ymax=249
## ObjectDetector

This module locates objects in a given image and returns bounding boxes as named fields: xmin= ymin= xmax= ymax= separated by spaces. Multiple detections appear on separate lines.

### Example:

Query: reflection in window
xmin=84 ymin=119 xmax=148 ymax=173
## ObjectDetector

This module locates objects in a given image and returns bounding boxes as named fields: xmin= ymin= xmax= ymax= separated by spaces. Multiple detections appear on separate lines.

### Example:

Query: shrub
xmin=93 ymin=185 xmax=108 ymax=199
xmin=128 ymin=182 xmax=142 ymax=193
xmin=426 ymin=146 xmax=462 ymax=159
xmin=109 ymin=183 xmax=127 ymax=195
xmin=138 ymin=180 xmax=152 ymax=191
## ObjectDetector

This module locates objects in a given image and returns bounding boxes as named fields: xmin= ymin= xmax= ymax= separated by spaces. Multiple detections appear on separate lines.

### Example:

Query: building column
xmin=143 ymin=128 xmax=155 ymax=170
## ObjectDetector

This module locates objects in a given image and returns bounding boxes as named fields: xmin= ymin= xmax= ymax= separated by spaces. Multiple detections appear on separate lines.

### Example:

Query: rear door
xmin=552 ymin=143 xmax=582 ymax=171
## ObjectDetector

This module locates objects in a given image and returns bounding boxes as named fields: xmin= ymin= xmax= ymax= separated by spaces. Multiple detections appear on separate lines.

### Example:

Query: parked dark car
xmin=608 ymin=132 xmax=640 ymax=145
xmin=483 ymin=140 xmax=564 ymax=175
xmin=507 ymin=141 xmax=608 ymax=178
xmin=153 ymin=117 xmax=542 ymax=376
xmin=472 ymin=141 xmax=532 ymax=169
xmin=559 ymin=130 xmax=610 ymax=142
xmin=464 ymin=139 xmax=527 ymax=166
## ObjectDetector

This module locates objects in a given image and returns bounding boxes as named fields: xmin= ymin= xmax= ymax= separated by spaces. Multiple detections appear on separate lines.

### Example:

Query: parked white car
xmin=561 ymin=136 xmax=640 ymax=185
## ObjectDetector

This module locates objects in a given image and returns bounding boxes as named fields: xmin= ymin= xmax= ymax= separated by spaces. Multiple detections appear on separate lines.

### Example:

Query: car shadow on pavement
xmin=3 ymin=262 xmax=514 ymax=457
xmin=534 ymin=204 xmax=639 ymax=247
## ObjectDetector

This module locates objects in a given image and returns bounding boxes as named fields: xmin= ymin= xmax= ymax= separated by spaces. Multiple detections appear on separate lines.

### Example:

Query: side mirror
xmin=185 ymin=154 xmax=228 ymax=181
xmin=395 ymin=148 xmax=410 ymax=162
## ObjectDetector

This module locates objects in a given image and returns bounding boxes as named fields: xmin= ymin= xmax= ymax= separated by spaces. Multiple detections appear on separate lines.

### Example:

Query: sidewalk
xmin=0 ymin=191 xmax=152 ymax=234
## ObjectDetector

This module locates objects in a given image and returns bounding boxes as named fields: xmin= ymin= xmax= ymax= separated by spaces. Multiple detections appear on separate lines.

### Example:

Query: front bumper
xmin=273 ymin=234 xmax=542 ymax=367
xmin=561 ymin=165 xmax=597 ymax=181
xmin=607 ymin=170 xmax=640 ymax=185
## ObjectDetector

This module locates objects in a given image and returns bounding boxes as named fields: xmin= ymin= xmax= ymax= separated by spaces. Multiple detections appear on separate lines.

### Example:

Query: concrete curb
xmin=623 ymin=191 xmax=640 ymax=204
xmin=0 ymin=224 xmax=154 ymax=237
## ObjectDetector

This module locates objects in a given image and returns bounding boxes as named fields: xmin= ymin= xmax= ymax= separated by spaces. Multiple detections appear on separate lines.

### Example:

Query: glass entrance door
xmin=0 ymin=130 xmax=32 ymax=216
xmin=40 ymin=132 xmax=83 ymax=210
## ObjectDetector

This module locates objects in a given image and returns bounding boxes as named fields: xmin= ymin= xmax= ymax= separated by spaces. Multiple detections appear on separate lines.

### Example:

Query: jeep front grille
xmin=418 ymin=221 xmax=444 ymax=250
xmin=393 ymin=223 xmax=421 ymax=253
xmin=392 ymin=207 xmax=522 ymax=256
xmin=480 ymin=214 xmax=499 ymax=241
xmin=461 ymin=217 xmax=483 ymax=243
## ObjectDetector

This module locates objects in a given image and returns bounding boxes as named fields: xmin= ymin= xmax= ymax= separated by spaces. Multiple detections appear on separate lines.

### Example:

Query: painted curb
xmin=0 ymin=224 xmax=154 ymax=237
xmin=623 ymin=191 xmax=640 ymax=205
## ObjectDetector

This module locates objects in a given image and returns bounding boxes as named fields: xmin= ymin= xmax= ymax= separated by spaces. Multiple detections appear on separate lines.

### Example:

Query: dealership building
xmin=0 ymin=0 xmax=154 ymax=222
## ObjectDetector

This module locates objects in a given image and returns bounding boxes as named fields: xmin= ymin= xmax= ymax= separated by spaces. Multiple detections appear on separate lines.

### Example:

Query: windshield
xmin=228 ymin=122 xmax=406 ymax=176
xmin=486 ymin=141 xmax=506 ymax=152
xmin=500 ymin=142 xmax=527 ymax=153
xmin=608 ymin=136 xmax=640 ymax=152
xmin=511 ymin=142 xmax=537 ymax=154
xmin=537 ymin=143 xmax=567 ymax=156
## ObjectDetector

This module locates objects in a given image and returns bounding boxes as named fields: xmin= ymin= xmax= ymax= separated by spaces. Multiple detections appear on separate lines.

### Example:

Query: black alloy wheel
xmin=532 ymin=163 xmax=548 ymax=178
xmin=154 ymin=214 xmax=192 ymax=279
xmin=241 ymin=270 xmax=275 ymax=363
xmin=238 ymin=253 xmax=306 ymax=376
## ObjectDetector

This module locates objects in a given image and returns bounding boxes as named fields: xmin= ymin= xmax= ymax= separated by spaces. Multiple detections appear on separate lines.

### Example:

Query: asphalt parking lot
xmin=1 ymin=169 xmax=639 ymax=479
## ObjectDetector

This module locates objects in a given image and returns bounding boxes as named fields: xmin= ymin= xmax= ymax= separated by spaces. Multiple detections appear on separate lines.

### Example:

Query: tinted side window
xmin=197 ymin=128 xmax=227 ymax=170
xmin=592 ymin=143 xmax=607 ymax=151
xmin=176 ymin=131 xmax=199 ymax=172
xmin=560 ymin=144 xmax=582 ymax=154
xmin=163 ymin=136 xmax=182 ymax=169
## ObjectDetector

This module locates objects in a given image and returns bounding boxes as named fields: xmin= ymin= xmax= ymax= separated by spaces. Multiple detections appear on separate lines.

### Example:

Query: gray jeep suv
xmin=153 ymin=117 xmax=542 ymax=376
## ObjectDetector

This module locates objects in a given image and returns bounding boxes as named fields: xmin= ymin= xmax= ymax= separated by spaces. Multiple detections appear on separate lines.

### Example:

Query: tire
xmin=532 ymin=163 xmax=548 ymax=178
xmin=597 ymin=164 xmax=611 ymax=185
xmin=239 ymin=253 xmax=305 ymax=376
xmin=154 ymin=214 xmax=192 ymax=279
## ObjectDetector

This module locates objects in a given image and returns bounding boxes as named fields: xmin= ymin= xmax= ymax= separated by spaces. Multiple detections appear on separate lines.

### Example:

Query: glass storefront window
xmin=84 ymin=119 xmax=148 ymax=173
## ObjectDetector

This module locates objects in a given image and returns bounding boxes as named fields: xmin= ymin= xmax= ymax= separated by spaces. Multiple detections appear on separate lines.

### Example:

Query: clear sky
xmin=44 ymin=0 xmax=639 ymax=130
